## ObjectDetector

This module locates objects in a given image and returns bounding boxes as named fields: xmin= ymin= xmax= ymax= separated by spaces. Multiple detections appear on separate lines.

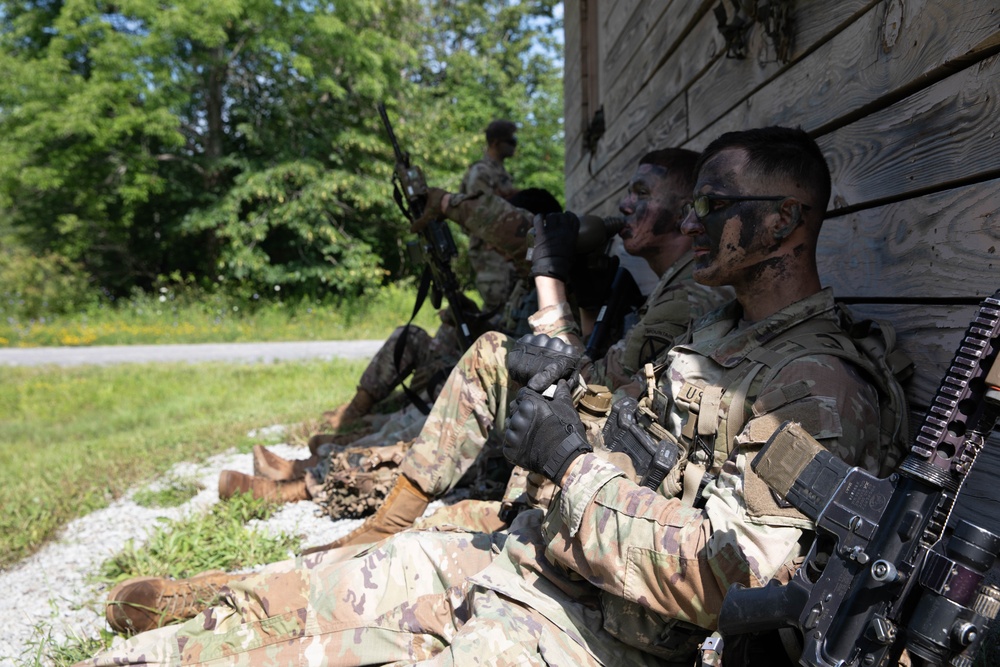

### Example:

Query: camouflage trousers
xmin=83 ymin=515 xmax=665 ymax=667
xmin=400 ymin=330 xmax=515 ymax=497
xmin=357 ymin=324 xmax=462 ymax=402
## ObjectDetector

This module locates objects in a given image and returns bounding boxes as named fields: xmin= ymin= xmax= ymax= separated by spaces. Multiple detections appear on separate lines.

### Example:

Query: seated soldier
xmin=83 ymin=126 xmax=908 ymax=667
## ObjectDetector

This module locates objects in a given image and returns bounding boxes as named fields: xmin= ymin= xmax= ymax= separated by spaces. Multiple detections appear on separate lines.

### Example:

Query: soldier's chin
xmin=692 ymin=264 xmax=722 ymax=286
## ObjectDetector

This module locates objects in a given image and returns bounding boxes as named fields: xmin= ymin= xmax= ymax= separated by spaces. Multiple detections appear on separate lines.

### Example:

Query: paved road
xmin=0 ymin=340 xmax=384 ymax=367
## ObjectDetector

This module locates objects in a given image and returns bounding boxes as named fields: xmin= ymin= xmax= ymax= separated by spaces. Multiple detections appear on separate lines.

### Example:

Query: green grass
xmin=20 ymin=625 xmax=116 ymax=667
xmin=132 ymin=475 xmax=204 ymax=508
xmin=0 ymin=282 xmax=442 ymax=347
xmin=100 ymin=493 xmax=297 ymax=583
xmin=0 ymin=357 xmax=368 ymax=568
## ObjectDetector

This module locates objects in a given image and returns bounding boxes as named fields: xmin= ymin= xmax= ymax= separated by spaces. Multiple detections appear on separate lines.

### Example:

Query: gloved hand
xmin=410 ymin=187 xmax=449 ymax=233
xmin=502 ymin=380 xmax=592 ymax=482
xmin=507 ymin=333 xmax=580 ymax=392
xmin=531 ymin=211 xmax=580 ymax=282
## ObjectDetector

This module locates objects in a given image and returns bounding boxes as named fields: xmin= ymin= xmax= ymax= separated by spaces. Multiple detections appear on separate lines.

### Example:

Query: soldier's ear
xmin=772 ymin=198 xmax=804 ymax=241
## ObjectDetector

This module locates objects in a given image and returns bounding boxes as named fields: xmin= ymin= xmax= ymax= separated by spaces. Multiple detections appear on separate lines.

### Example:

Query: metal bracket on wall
xmin=714 ymin=0 xmax=795 ymax=64
xmin=584 ymin=106 xmax=606 ymax=177
xmin=583 ymin=106 xmax=605 ymax=155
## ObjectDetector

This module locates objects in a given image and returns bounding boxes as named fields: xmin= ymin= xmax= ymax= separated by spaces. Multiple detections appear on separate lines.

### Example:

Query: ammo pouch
xmin=602 ymin=396 xmax=679 ymax=490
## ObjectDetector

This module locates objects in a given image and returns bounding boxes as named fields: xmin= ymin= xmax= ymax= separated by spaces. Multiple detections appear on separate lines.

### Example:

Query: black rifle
xmin=718 ymin=290 xmax=1000 ymax=667
xmin=584 ymin=264 xmax=640 ymax=361
xmin=377 ymin=103 xmax=474 ymax=349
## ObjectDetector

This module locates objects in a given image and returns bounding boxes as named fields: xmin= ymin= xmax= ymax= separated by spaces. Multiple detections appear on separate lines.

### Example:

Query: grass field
xmin=0 ymin=357 xmax=371 ymax=569
xmin=0 ymin=283 xmax=445 ymax=565
xmin=0 ymin=282 xmax=442 ymax=347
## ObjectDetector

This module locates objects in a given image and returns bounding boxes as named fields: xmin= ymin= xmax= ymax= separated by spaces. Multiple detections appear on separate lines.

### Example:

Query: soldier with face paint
xmin=84 ymin=128 xmax=906 ymax=667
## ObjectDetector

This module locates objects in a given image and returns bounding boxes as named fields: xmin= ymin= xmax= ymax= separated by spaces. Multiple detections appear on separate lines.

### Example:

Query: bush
xmin=182 ymin=161 xmax=390 ymax=300
xmin=0 ymin=241 xmax=95 ymax=320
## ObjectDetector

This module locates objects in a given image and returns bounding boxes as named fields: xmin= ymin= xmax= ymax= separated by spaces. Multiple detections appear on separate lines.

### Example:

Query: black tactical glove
xmin=502 ymin=380 xmax=592 ymax=482
xmin=530 ymin=212 xmax=580 ymax=282
xmin=507 ymin=333 xmax=580 ymax=392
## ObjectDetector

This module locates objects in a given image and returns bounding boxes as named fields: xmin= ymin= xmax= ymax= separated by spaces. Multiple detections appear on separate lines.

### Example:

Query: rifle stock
xmin=719 ymin=290 xmax=1000 ymax=667
xmin=377 ymin=103 xmax=474 ymax=348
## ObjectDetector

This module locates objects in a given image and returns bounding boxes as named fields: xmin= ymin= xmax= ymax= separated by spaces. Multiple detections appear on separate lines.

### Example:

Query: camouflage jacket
xmin=458 ymin=154 xmax=515 ymax=199
xmin=475 ymin=288 xmax=894 ymax=662
xmin=450 ymin=157 xmax=521 ymax=310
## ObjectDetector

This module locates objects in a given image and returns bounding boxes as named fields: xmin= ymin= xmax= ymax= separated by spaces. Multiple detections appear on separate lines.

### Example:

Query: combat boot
xmin=252 ymin=444 xmax=320 ymax=481
xmin=218 ymin=470 xmax=309 ymax=502
xmin=105 ymin=570 xmax=237 ymax=634
xmin=322 ymin=387 xmax=376 ymax=431
xmin=301 ymin=474 xmax=431 ymax=554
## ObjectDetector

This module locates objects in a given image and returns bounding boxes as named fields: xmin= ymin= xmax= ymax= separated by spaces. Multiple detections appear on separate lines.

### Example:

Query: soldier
xmin=85 ymin=127 xmax=909 ymax=666
xmin=294 ymin=147 xmax=730 ymax=549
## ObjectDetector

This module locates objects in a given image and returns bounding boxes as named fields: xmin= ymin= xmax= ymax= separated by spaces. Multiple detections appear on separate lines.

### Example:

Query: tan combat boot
xmin=322 ymin=387 xmax=376 ymax=431
xmin=218 ymin=470 xmax=309 ymax=502
xmin=301 ymin=474 xmax=431 ymax=554
xmin=252 ymin=444 xmax=320 ymax=481
xmin=105 ymin=570 xmax=237 ymax=634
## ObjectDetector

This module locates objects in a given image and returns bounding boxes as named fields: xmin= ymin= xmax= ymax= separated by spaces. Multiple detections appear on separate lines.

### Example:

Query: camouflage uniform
xmin=454 ymin=155 xmax=519 ymax=311
xmin=83 ymin=289 xmax=896 ymax=667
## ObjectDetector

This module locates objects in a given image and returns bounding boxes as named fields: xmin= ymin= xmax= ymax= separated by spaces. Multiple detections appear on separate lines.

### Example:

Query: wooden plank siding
xmin=563 ymin=0 xmax=1000 ymax=531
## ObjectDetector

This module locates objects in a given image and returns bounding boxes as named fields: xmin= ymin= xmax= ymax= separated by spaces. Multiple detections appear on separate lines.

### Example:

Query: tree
xmin=0 ymin=0 xmax=564 ymax=300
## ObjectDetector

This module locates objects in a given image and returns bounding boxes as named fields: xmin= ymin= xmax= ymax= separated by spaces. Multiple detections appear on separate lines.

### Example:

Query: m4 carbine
xmin=718 ymin=289 xmax=1000 ymax=667
xmin=377 ymin=103 xmax=474 ymax=349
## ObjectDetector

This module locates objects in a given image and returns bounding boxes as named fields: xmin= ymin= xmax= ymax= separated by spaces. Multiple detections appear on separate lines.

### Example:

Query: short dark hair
xmin=486 ymin=120 xmax=517 ymax=145
xmin=696 ymin=126 xmax=831 ymax=212
xmin=507 ymin=187 xmax=562 ymax=216
xmin=638 ymin=148 xmax=699 ymax=195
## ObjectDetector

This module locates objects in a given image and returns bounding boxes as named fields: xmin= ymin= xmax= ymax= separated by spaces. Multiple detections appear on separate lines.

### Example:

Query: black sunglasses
xmin=686 ymin=194 xmax=810 ymax=220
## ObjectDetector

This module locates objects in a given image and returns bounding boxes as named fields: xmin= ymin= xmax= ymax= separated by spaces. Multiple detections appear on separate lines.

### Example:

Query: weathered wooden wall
xmin=564 ymin=0 xmax=1000 ymax=530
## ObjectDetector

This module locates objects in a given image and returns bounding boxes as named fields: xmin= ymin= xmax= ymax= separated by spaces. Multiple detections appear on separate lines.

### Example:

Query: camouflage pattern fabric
xmin=585 ymin=253 xmax=732 ymax=393
xmin=457 ymin=155 xmax=514 ymax=200
xmin=355 ymin=323 xmax=460 ymax=403
xmin=314 ymin=440 xmax=412 ymax=520
xmin=400 ymin=270 xmax=731 ymax=499
xmin=81 ymin=289 xmax=891 ymax=667
xmin=399 ymin=330 xmax=515 ymax=497
xmin=453 ymin=156 xmax=521 ymax=311
xmin=446 ymin=190 xmax=533 ymax=278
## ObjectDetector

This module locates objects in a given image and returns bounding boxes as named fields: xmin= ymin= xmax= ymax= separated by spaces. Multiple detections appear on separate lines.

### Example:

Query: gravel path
xmin=0 ymin=340 xmax=384 ymax=367
xmin=0 ymin=427 xmax=440 ymax=666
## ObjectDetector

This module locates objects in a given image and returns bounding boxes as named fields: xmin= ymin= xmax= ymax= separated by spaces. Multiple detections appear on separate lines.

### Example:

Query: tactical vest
xmin=635 ymin=304 xmax=911 ymax=503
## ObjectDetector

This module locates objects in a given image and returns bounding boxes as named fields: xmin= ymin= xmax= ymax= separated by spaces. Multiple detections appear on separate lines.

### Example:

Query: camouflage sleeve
xmin=445 ymin=191 xmax=532 ymax=275
xmin=540 ymin=454 xmax=770 ymax=630
xmin=741 ymin=355 xmax=883 ymax=474
xmin=527 ymin=301 xmax=584 ymax=349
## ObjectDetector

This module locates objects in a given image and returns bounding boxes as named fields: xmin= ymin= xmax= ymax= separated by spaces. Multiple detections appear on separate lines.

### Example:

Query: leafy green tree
xmin=0 ymin=0 xmax=564 ymax=301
